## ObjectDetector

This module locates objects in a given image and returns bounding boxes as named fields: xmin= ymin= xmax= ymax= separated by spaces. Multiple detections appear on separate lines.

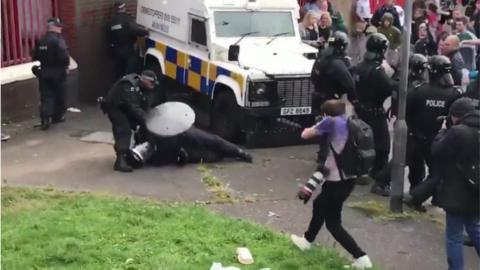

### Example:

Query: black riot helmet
xmin=409 ymin=53 xmax=428 ymax=80
xmin=366 ymin=33 xmax=389 ymax=56
xmin=328 ymin=31 xmax=349 ymax=54
xmin=428 ymin=55 xmax=454 ymax=87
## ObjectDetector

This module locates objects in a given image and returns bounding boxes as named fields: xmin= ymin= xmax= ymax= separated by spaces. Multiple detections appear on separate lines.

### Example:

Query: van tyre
xmin=211 ymin=91 xmax=242 ymax=142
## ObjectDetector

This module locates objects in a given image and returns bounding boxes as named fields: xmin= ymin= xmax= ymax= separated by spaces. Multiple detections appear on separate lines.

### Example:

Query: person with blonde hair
xmin=299 ymin=11 xmax=320 ymax=47
xmin=317 ymin=12 xmax=333 ymax=48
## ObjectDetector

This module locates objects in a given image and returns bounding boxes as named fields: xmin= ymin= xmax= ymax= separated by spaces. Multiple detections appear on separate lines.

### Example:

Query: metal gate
xmin=1 ymin=0 xmax=58 ymax=67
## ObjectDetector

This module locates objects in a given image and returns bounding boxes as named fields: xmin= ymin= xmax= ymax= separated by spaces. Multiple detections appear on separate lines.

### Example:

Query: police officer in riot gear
xmin=311 ymin=31 xmax=358 ymax=168
xmin=406 ymin=56 xmax=462 ymax=202
xmin=32 ymin=17 xmax=70 ymax=130
xmin=352 ymin=33 xmax=398 ymax=196
xmin=372 ymin=54 xmax=430 ymax=206
xmin=104 ymin=70 xmax=158 ymax=172
xmin=107 ymin=1 xmax=148 ymax=79
xmin=390 ymin=54 xmax=429 ymax=117
xmin=311 ymin=31 xmax=357 ymax=110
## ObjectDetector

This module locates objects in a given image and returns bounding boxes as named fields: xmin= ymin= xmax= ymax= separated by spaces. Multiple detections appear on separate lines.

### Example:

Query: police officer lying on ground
xmin=32 ymin=17 xmax=70 ymax=131
xmin=102 ymin=70 xmax=158 ymax=172
xmin=128 ymin=126 xmax=253 ymax=168
xmin=351 ymin=33 xmax=399 ymax=196
xmin=310 ymin=31 xmax=358 ymax=171
xmin=107 ymin=1 xmax=149 ymax=79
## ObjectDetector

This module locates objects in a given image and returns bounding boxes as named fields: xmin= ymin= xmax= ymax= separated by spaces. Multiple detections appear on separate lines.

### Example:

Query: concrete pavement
xmin=1 ymin=106 xmax=478 ymax=270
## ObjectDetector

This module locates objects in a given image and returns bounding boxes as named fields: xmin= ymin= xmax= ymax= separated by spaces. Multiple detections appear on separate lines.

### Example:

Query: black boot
xmin=41 ymin=117 xmax=51 ymax=131
xmin=237 ymin=149 xmax=253 ymax=163
xmin=176 ymin=147 xmax=189 ymax=167
xmin=371 ymin=182 xmax=391 ymax=197
xmin=52 ymin=114 xmax=66 ymax=124
xmin=114 ymin=153 xmax=133 ymax=172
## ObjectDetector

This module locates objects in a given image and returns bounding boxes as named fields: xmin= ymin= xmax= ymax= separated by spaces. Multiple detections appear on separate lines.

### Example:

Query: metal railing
xmin=1 ymin=0 xmax=58 ymax=67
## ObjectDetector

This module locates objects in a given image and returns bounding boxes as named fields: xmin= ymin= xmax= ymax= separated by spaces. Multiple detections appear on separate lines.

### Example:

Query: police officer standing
xmin=311 ymin=31 xmax=358 ymax=167
xmin=406 ymin=56 xmax=462 ymax=207
xmin=107 ymin=1 xmax=149 ymax=79
xmin=311 ymin=31 xmax=358 ymax=111
xmin=104 ymin=70 xmax=158 ymax=172
xmin=32 ymin=17 xmax=70 ymax=130
xmin=352 ymin=33 xmax=398 ymax=196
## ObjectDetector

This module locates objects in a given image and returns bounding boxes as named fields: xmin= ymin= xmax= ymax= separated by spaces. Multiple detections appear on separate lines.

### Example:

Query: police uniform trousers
xmin=150 ymin=127 xmax=243 ymax=165
xmin=113 ymin=46 xmax=138 ymax=80
xmin=373 ymin=133 xmax=426 ymax=188
xmin=38 ymin=68 xmax=67 ymax=121
xmin=108 ymin=108 xmax=147 ymax=154
xmin=180 ymin=127 xmax=242 ymax=162
xmin=408 ymin=134 xmax=434 ymax=189
xmin=356 ymin=106 xmax=390 ymax=179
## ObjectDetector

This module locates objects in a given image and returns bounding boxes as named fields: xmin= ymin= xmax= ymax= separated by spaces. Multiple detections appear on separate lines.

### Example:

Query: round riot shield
xmin=145 ymin=102 xmax=196 ymax=137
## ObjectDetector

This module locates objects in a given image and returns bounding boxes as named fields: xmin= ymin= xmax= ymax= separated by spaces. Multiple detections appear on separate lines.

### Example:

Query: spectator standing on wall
xmin=317 ymin=12 xmax=334 ymax=49
xmin=377 ymin=13 xmax=402 ymax=67
xmin=371 ymin=0 xmax=402 ymax=29
xmin=456 ymin=16 xmax=478 ymax=41
xmin=414 ymin=23 xmax=438 ymax=56
xmin=299 ymin=11 xmax=320 ymax=47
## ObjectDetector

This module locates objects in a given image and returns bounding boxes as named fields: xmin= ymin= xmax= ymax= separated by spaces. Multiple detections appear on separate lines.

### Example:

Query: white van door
xmin=186 ymin=14 xmax=210 ymax=95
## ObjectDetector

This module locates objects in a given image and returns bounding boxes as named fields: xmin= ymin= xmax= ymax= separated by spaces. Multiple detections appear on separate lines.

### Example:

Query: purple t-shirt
xmin=314 ymin=114 xmax=352 ymax=181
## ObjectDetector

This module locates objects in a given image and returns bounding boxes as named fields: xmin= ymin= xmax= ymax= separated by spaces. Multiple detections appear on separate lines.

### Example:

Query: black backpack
xmin=331 ymin=116 xmax=376 ymax=179
xmin=455 ymin=127 xmax=480 ymax=192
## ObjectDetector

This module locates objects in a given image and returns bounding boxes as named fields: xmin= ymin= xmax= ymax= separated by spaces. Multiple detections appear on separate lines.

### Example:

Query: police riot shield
xmin=145 ymin=102 xmax=196 ymax=137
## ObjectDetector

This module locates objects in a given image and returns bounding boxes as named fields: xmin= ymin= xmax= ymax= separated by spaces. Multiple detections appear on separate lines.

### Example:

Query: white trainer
xmin=290 ymin=234 xmax=312 ymax=251
xmin=347 ymin=255 xmax=373 ymax=269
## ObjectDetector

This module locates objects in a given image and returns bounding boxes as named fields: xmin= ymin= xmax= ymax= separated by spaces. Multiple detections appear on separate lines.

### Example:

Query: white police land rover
xmin=137 ymin=0 xmax=317 ymax=146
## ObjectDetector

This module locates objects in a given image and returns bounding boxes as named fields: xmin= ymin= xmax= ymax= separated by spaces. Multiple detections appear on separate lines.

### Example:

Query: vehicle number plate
xmin=280 ymin=107 xmax=312 ymax=116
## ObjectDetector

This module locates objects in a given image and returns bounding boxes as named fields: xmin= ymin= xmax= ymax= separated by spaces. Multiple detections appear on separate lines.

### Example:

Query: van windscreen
xmin=214 ymin=11 xmax=295 ymax=38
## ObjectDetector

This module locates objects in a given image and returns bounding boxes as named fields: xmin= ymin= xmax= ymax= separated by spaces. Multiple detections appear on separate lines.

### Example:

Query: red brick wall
xmin=64 ymin=0 xmax=138 ymax=102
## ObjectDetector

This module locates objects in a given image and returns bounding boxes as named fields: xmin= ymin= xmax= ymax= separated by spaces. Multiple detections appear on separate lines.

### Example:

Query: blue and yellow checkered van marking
xmin=146 ymin=38 xmax=244 ymax=97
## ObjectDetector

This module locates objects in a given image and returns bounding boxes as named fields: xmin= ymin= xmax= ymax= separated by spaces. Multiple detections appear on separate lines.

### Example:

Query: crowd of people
xmin=26 ymin=0 xmax=479 ymax=269
xmin=294 ymin=0 xmax=479 ymax=269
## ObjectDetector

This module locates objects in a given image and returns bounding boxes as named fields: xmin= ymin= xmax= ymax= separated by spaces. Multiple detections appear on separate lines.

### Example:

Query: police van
xmin=137 ymin=0 xmax=317 ymax=146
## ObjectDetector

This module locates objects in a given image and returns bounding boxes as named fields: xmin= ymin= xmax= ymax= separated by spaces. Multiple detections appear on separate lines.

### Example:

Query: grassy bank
xmin=2 ymin=187 xmax=347 ymax=270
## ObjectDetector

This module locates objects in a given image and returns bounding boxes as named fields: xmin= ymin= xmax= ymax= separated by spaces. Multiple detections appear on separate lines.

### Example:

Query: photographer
xmin=290 ymin=100 xmax=372 ymax=270
xmin=431 ymin=98 xmax=480 ymax=269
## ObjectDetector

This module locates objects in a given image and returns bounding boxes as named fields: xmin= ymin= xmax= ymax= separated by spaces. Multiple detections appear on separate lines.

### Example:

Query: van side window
xmin=190 ymin=18 xmax=207 ymax=46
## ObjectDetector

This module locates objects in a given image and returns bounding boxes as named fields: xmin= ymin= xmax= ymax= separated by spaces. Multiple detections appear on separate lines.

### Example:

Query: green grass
xmin=347 ymin=200 xmax=422 ymax=222
xmin=2 ymin=187 xmax=348 ymax=270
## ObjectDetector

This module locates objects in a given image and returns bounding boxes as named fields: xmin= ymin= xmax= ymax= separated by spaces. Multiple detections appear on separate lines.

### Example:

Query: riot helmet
xmin=366 ymin=33 xmax=389 ymax=56
xmin=328 ymin=31 xmax=349 ymax=54
xmin=409 ymin=54 xmax=428 ymax=81
xmin=428 ymin=55 xmax=454 ymax=87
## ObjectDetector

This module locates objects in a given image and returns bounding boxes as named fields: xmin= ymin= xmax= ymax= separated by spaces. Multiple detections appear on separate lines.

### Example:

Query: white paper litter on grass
xmin=80 ymin=131 xmax=114 ymax=145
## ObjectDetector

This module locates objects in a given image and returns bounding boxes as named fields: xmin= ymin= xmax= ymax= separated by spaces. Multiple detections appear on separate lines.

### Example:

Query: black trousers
xmin=356 ymin=107 xmax=390 ymax=180
xmin=108 ymin=108 xmax=150 ymax=154
xmin=304 ymin=179 xmax=366 ymax=259
xmin=151 ymin=127 xmax=243 ymax=164
xmin=38 ymin=71 xmax=66 ymax=120
xmin=374 ymin=133 xmax=427 ymax=189
xmin=113 ymin=49 xmax=138 ymax=80
xmin=408 ymin=135 xmax=434 ymax=189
